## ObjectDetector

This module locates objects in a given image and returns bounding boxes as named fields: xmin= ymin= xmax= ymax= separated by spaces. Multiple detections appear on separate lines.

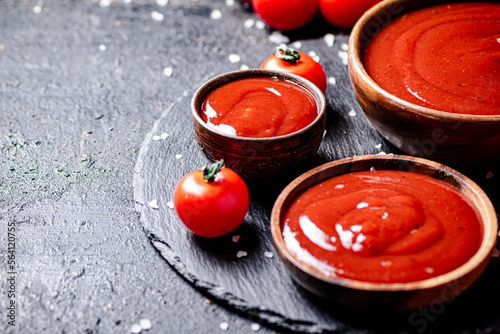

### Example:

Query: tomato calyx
xmin=274 ymin=47 xmax=300 ymax=65
xmin=202 ymin=159 xmax=225 ymax=182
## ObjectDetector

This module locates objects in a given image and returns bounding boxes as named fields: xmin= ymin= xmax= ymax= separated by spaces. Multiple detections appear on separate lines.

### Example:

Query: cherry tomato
xmin=260 ymin=47 xmax=327 ymax=93
xmin=251 ymin=0 xmax=318 ymax=31
xmin=173 ymin=160 xmax=249 ymax=238
xmin=319 ymin=0 xmax=380 ymax=28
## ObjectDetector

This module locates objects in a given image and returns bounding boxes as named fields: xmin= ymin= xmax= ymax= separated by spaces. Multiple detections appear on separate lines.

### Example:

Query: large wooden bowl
xmin=191 ymin=69 xmax=326 ymax=181
xmin=348 ymin=0 xmax=500 ymax=165
xmin=270 ymin=155 xmax=498 ymax=311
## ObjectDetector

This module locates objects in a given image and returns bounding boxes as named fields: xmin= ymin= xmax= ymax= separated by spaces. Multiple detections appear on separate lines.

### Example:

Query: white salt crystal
xmin=328 ymin=77 xmax=336 ymax=85
xmin=151 ymin=11 xmax=165 ymax=21
xmin=163 ymin=67 xmax=173 ymax=77
xmin=148 ymin=199 xmax=159 ymax=210
xmin=210 ymin=9 xmax=222 ymax=20
xmin=348 ymin=109 xmax=357 ymax=117
xmin=140 ymin=319 xmax=152 ymax=330
xmin=228 ymin=54 xmax=241 ymax=63
xmin=220 ymin=322 xmax=229 ymax=331
xmin=236 ymin=250 xmax=248 ymax=258
xmin=324 ymin=33 xmax=335 ymax=47
xmin=130 ymin=323 xmax=142 ymax=334
xmin=156 ymin=0 xmax=169 ymax=6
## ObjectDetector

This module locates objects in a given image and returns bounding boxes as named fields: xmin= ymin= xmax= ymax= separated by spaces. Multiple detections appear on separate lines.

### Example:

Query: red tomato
xmin=319 ymin=0 xmax=380 ymax=28
xmin=260 ymin=48 xmax=327 ymax=93
xmin=173 ymin=160 xmax=249 ymax=238
xmin=251 ymin=0 xmax=318 ymax=31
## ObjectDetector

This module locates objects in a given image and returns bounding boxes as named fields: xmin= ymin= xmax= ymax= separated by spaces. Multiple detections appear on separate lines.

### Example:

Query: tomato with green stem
xmin=251 ymin=0 xmax=318 ymax=31
xmin=260 ymin=47 xmax=327 ymax=93
xmin=173 ymin=160 xmax=249 ymax=238
xmin=319 ymin=0 xmax=380 ymax=28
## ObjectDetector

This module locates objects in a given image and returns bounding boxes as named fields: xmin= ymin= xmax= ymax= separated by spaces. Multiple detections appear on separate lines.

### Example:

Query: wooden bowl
xmin=270 ymin=155 xmax=498 ymax=311
xmin=191 ymin=69 xmax=326 ymax=181
xmin=348 ymin=0 xmax=500 ymax=165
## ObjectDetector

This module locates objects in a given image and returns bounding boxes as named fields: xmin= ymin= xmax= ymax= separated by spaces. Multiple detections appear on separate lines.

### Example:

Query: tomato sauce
xmin=363 ymin=3 xmax=500 ymax=115
xmin=201 ymin=77 xmax=318 ymax=138
xmin=282 ymin=170 xmax=482 ymax=283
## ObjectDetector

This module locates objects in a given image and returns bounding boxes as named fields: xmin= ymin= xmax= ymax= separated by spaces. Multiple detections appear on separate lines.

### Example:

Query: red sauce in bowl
xmin=363 ymin=3 xmax=500 ymax=115
xmin=282 ymin=170 xmax=482 ymax=283
xmin=200 ymin=77 xmax=318 ymax=138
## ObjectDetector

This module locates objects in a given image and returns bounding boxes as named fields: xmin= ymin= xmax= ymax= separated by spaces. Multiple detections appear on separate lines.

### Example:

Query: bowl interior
xmin=271 ymin=155 xmax=498 ymax=292
xmin=191 ymin=69 xmax=327 ymax=142
xmin=348 ymin=0 xmax=500 ymax=122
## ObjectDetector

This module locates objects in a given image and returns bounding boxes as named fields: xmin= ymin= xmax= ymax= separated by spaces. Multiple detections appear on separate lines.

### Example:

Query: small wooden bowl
xmin=270 ymin=155 xmax=498 ymax=311
xmin=348 ymin=0 xmax=500 ymax=165
xmin=191 ymin=69 xmax=326 ymax=181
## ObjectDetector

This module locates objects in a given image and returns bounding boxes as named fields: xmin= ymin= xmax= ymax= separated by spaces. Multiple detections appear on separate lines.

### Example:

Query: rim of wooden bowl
xmin=348 ymin=0 xmax=500 ymax=122
xmin=270 ymin=154 xmax=498 ymax=292
xmin=191 ymin=69 xmax=327 ymax=143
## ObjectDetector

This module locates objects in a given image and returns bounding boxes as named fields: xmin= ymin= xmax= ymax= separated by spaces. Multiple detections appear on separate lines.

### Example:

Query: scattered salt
xmin=308 ymin=50 xmax=320 ymax=62
xmin=348 ymin=109 xmax=357 ymax=117
xmin=98 ymin=44 xmax=106 ymax=51
xmin=251 ymin=323 xmax=261 ymax=331
xmin=163 ymin=67 xmax=173 ymax=77
xmin=140 ymin=319 xmax=152 ymax=330
xmin=328 ymin=77 xmax=336 ymax=85
xmin=148 ymin=199 xmax=159 ymax=210
xmin=232 ymin=235 xmax=240 ymax=243
xmin=375 ymin=143 xmax=382 ymax=149
xmin=268 ymin=31 xmax=289 ymax=45
xmin=236 ymin=250 xmax=248 ymax=258
xmin=338 ymin=50 xmax=348 ymax=65
xmin=156 ymin=0 xmax=169 ymax=6
xmin=160 ymin=132 xmax=169 ymax=139
xmin=175 ymin=154 xmax=182 ymax=159
xmin=151 ymin=11 xmax=165 ymax=21
xmin=166 ymin=201 xmax=174 ymax=209
xmin=240 ymin=64 xmax=249 ymax=70
xmin=130 ymin=323 xmax=142 ymax=334
xmin=210 ymin=9 xmax=222 ymax=20
xmin=220 ymin=322 xmax=229 ymax=331
xmin=228 ymin=54 xmax=241 ymax=63
xmin=225 ymin=0 xmax=235 ymax=6
xmin=33 ymin=4 xmax=43 ymax=14
xmin=255 ymin=20 xmax=266 ymax=30
xmin=486 ymin=171 xmax=494 ymax=179
xmin=290 ymin=41 xmax=302 ymax=49
xmin=99 ymin=0 xmax=111 ymax=8
xmin=341 ymin=43 xmax=349 ymax=51
xmin=244 ymin=18 xmax=255 ymax=28
xmin=324 ymin=33 xmax=335 ymax=47
xmin=153 ymin=135 xmax=161 ymax=141
xmin=264 ymin=251 xmax=274 ymax=259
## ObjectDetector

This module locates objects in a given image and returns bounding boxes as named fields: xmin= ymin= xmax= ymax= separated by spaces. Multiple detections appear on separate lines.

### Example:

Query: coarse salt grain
xmin=151 ymin=11 xmax=165 ymax=21
xmin=290 ymin=41 xmax=302 ymax=49
xmin=99 ymin=44 xmax=106 ymax=51
xmin=268 ymin=31 xmax=289 ymax=45
xmin=156 ymin=0 xmax=169 ymax=6
xmin=255 ymin=20 xmax=266 ymax=29
xmin=210 ymin=9 xmax=222 ymax=20
xmin=228 ymin=54 xmax=241 ymax=63
xmin=251 ymin=323 xmax=261 ymax=331
xmin=338 ymin=50 xmax=348 ymax=65
xmin=130 ymin=323 xmax=142 ymax=334
xmin=140 ymin=319 xmax=152 ymax=330
xmin=324 ymin=33 xmax=335 ymax=47
xmin=148 ymin=199 xmax=159 ymax=209
xmin=232 ymin=235 xmax=240 ymax=243
xmin=220 ymin=322 xmax=229 ymax=331
xmin=163 ymin=67 xmax=173 ymax=77
xmin=328 ymin=77 xmax=336 ymax=85
xmin=175 ymin=154 xmax=182 ymax=159
xmin=375 ymin=143 xmax=382 ymax=149
xmin=166 ymin=201 xmax=174 ymax=209
xmin=153 ymin=135 xmax=161 ymax=141
xmin=240 ymin=64 xmax=249 ymax=70
xmin=264 ymin=251 xmax=274 ymax=258
xmin=99 ymin=0 xmax=111 ymax=8
xmin=161 ymin=132 xmax=169 ymax=139
xmin=348 ymin=109 xmax=357 ymax=117
xmin=486 ymin=171 xmax=494 ymax=179
xmin=244 ymin=18 xmax=255 ymax=28
xmin=225 ymin=0 xmax=235 ymax=6
xmin=236 ymin=250 xmax=248 ymax=258
xmin=33 ymin=4 xmax=42 ymax=14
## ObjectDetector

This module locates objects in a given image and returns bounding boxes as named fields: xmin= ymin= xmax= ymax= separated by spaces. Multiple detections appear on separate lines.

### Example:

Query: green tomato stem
xmin=203 ymin=159 xmax=225 ymax=182
xmin=274 ymin=47 xmax=300 ymax=65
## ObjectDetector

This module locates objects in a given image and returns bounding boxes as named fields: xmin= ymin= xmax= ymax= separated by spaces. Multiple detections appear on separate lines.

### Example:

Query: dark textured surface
xmin=1 ymin=1 xmax=499 ymax=334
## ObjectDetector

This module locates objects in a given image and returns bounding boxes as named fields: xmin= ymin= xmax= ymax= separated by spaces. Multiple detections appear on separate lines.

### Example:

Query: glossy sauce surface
xmin=363 ymin=3 xmax=500 ymax=115
xmin=201 ymin=77 xmax=317 ymax=138
xmin=282 ymin=170 xmax=482 ymax=283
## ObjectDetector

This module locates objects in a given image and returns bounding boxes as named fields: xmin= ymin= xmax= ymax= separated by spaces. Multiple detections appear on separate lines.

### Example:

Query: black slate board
xmin=133 ymin=43 xmax=500 ymax=333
